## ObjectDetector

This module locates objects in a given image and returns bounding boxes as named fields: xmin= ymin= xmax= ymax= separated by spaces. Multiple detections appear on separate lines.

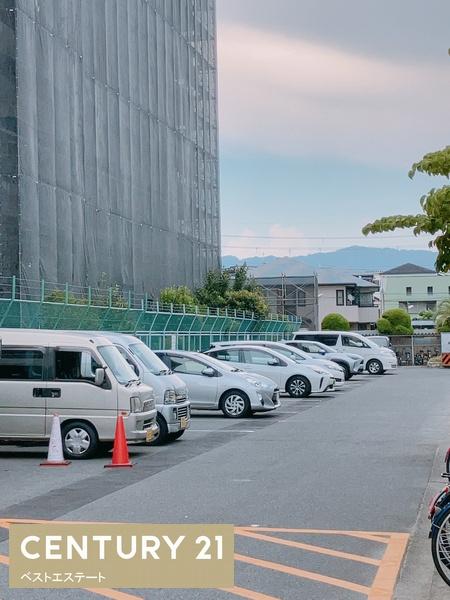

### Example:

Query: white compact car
xmin=209 ymin=340 xmax=345 ymax=387
xmin=293 ymin=331 xmax=398 ymax=375
xmin=205 ymin=345 xmax=334 ymax=398
xmin=285 ymin=340 xmax=364 ymax=379
xmin=156 ymin=350 xmax=280 ymax=418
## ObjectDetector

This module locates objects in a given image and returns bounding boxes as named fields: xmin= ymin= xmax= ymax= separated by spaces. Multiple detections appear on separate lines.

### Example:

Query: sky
xmin=216 ymin=0 xmax=450 ymax=258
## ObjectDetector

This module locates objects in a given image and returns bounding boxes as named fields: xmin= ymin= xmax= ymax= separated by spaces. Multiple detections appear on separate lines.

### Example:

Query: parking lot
xmin=1 ymin=367 xmax=450 ymax=599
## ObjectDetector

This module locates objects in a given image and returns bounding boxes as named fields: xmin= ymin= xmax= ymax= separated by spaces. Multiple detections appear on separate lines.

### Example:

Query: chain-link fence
xmin=388 ymin=335 xmax=441 ymax=366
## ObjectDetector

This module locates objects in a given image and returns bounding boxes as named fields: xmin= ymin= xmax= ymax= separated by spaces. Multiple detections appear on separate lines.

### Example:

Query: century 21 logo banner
xmin=9 ymin=524 xmax=234 ymax=588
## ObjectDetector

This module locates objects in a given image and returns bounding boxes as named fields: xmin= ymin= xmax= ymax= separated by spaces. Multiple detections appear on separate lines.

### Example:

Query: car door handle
xmin=33 ymin=388 xmax=61 ymax=398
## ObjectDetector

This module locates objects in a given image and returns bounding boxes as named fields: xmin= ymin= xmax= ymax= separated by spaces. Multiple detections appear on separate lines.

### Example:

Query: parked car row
xmin=0 ymin=328 xmax=397 ymax=459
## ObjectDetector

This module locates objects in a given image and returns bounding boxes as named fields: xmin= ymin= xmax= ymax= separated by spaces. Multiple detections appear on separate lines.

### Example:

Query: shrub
xmin=381 ymin=308 xmax=413 ymax=334
xmin=377 ymin=317 xmax=393 ymax=334
xmin=321 ymin=313 xmax=351 ymax=331
xmin=226 ymin=289 xmax=269 ymax=318
xmin=160 ymin=286 xmax=196 ymax=307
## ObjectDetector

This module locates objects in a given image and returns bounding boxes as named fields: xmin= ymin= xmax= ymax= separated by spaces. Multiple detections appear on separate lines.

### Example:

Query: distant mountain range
xmin=222 ymin=246 xmax=438 ymax=273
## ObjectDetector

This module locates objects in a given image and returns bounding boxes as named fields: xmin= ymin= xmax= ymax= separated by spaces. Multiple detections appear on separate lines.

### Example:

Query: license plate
xmin=146 ymin=429 xmax=154 ymax=442
xmin=180 ymin=416 xmax=189 ymax=429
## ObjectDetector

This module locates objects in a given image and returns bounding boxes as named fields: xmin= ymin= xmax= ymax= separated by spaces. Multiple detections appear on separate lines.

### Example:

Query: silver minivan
xmin=0 ymin=330 xmax=158 ymax=459
xmin=95 ymin=333 xmax=191 ymax=445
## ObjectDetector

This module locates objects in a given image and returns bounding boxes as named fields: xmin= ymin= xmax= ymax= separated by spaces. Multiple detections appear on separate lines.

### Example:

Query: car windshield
xmin=98 ymin=345 xmax=138 ymax=385
xmin=129 ymin=343 xmax=170 ymax=374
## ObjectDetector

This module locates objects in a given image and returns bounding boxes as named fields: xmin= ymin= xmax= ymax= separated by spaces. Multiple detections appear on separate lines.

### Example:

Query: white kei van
xmin=0 ymin=330 xmax=158 ymax=459
xmin=293 ymin=331 xmax=398 ymax=375
xmin=93 ymin=333 xmax=191 ymax=445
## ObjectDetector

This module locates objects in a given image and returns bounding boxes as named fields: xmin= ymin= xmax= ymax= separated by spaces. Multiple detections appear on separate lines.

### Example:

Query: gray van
xmin=0 ymin=330 xmax=157 ymax=459
xmin=96 ymin=333 xmax=190 ymax=444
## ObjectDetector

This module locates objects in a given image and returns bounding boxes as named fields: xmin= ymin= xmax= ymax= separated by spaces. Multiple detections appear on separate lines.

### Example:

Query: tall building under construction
xmin=0 ymin=0 xmax=220 ymax=295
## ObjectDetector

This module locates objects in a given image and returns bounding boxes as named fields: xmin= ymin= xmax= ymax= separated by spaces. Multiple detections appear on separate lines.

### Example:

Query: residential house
xmin=378 ymin=263 xmax=450 ymax=318
xmin=249 ymin=258 xmax=379 ymax=330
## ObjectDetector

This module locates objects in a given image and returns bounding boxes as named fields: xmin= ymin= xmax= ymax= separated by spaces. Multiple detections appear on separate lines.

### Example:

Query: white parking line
xmin=189 ymin=429 xmax=255 ymax=433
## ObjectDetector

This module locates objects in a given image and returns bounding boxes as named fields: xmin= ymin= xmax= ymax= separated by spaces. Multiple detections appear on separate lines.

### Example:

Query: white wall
xmin=318 ymin=285 xmax=379 ymax=327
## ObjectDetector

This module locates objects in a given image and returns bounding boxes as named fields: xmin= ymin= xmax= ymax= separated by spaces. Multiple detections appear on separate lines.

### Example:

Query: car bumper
xmin=253 ymin=389 xmax=281 ymax=412
xmin=380 ymin=358 xmax=398 ymax=371
xmin=159 ymin=401 xmax=191 ymax=434
xmin=317 ymin=375 xmax=333 ymax=392
xmin=126 ymin=408 xmax=157 ymax=441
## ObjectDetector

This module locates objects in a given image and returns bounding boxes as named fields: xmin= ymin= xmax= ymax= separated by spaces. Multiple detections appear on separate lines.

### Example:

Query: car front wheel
xmin=367 ymin=359 xmax=384 ymax=375
xmin=220 ymin=390 xmax=251 ymax=418
xmin=286 ymin=376 xmax=311 ymax=398
xmin=148 ymin=413 xmax=168 ymax=446
xmin=61 ymin=421 xmax=99 ymax=460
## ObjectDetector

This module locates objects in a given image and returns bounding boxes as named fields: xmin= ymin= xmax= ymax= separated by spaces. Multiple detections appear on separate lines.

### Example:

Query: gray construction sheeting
xmin=3 ymin=0 xmax=220 ymax=297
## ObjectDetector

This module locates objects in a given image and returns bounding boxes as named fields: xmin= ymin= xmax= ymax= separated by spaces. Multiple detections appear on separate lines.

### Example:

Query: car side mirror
xmin=268 ymin=359 xmax=280 ymax=366
xmin=94 ymin=368 xmax=105 ymax=386
xmin=202 ymin=367 xmax=216 ymax=377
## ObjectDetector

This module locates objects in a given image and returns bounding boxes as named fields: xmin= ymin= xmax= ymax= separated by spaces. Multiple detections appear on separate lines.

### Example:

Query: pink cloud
xmin=217 ymin=24 xmax=450 ymax=166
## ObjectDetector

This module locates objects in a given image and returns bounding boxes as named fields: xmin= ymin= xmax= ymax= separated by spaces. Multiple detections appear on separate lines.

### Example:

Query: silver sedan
xmin=156 ymin=350 xmax=280 ymax=418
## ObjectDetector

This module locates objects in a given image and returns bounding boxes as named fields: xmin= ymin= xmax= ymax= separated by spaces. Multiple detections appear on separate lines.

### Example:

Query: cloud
xmin=217 ymin=24 xmax=450 ymax=167
xmin=222 ymin=224 xmax=308 ymax=259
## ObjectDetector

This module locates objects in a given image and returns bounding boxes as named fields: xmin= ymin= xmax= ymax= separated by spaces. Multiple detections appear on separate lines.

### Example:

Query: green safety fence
xmin=0 ymin=277 xmax=301 ymax=351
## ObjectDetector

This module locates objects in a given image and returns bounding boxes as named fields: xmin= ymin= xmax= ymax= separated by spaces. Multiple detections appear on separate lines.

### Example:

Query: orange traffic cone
xmin=104 ymin=414 xmax=133 ymax=468
xmin=40 ymin=414 xmax=71 ymax=466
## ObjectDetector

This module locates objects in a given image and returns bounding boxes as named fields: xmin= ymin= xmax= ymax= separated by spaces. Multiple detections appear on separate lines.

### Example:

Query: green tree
xmin=377 ymin=317 xmax=393 ymax=334
xmin=378 ymin=308 xmax=413 ymax=335
xmin=226 ymin=289 xmax=269 ymax=318
xmin=195 ymin=270 xmax=230 ymax=307
xmin=321 ymin=313 xmax=351 ymax=331
xmin=363 ymin=146 xmax=450 ymax=272
xmin=159 ymin=285 xmax=196 ymax=307
xmin=418 ymin=309 xmax=434 ymax=320
xmin=195 ymin=268 xmax=270 ymax=317
xmin=435 ymin=299 xmax=450 ymax=332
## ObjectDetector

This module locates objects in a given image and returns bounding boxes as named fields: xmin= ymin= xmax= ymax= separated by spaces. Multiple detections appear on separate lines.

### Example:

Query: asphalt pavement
xmin=1 ymin=368 xmax=450 ymax=599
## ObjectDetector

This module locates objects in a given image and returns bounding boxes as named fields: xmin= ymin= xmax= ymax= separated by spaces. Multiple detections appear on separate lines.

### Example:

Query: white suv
xmin=293 ymin=331 xmax=398 ymax=375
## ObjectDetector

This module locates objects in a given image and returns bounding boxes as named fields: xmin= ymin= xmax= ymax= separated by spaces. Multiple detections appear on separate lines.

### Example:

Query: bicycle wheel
xmin=431 ymin=504 xmax=450 ymax=586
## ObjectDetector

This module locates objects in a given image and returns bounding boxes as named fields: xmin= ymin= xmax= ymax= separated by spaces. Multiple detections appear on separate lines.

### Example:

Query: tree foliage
xmin=159 ymin=285 xmax=196 ymax=307
xmin=418 ymin=309 xmax=434 ymax=320
xmin=321 ymin=313 xmax=350 ymax=331
xmin=363 ymin=146 xmax=450 ymax=272
xmin=377 ymin=308 xmax=413 ymax=335
xmin=194 ymin=267 xmax=269 ymax=317
xmin=435 ymin=299 xmax=450 ymax=333
xmin=376 ymin=317 xmax=392 ymax=334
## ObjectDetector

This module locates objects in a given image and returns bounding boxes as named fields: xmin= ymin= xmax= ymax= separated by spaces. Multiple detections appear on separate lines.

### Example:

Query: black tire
xmin=220 ymin=390 xmax=251 ymax=418
xmin=336 ymin=363 xmax=351 ymax=381
xmin=431 ymin=504 xmax=450 ymax=586
xmin=286 ymin=376 xmax=311 ymax=398
xmin=168 ymin=430 xmax=185 ymax=441
xmin=61 ymin=421 xmax=99 ymax=460
xmin=148 ymin=413 xmax=168 ymax=446
xmin=366 ymin=359 xmax=384 ymax=375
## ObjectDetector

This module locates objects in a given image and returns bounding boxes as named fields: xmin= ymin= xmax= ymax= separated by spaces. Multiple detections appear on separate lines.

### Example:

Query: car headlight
xmin=130 ymin=396 xmax=144 ymax=413
xmin=245 ymin=377 xmax=262 ymax=387
xmin=309 ymin=366 xmax=328 ymax=375
xmin=164 ymin=389 xmax=177 ymax=404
